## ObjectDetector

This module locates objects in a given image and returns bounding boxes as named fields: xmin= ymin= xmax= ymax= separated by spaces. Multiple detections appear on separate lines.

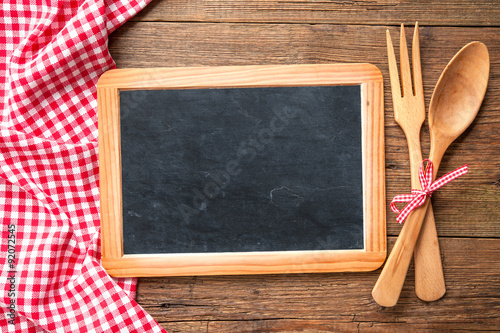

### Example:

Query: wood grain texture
xmin=107 ymin=2 xmax=500 ymax=330
xmin=136 ymin=237 xmax=500 ymax=332
xmin=98 ymin=64 xmax=386 ymax=277
xmin=131 ymin=0 xmax=500 ymax=26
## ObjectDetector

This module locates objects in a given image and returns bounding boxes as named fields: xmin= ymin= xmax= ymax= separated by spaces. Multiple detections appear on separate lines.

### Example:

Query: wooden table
xmin=108 ymin=1 xmax=500 ymax=331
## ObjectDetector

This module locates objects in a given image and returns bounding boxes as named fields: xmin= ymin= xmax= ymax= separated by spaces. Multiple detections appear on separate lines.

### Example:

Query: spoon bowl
xmin=429 ymin=41 xmax=490 ymax=166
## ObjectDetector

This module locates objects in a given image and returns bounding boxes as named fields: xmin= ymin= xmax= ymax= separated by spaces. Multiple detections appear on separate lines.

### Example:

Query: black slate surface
xmin=119 ymin=85 xmax=363 ymax=254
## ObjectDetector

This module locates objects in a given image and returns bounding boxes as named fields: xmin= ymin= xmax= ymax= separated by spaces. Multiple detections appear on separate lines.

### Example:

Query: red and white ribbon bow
xmin=390 ymin=159 xmax=469 ymax=224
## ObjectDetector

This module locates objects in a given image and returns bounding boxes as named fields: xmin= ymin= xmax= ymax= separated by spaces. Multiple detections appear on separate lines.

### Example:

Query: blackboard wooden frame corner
xmin=98 ymin=64 xmax=386 ymax=277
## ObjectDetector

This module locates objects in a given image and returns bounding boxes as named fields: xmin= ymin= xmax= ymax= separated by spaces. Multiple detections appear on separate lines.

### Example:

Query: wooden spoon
xmin=372 ymin=41 xmax=489 ymax=307
xmin=414 ymin=41 xmax=490 ymax=302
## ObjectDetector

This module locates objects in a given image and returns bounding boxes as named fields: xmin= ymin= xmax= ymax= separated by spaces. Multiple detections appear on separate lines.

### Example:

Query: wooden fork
xmin=383 ymin=23 xmax=445 ymax=303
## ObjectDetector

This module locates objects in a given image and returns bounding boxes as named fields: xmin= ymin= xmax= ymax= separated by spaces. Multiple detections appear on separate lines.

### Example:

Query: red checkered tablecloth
xmin=0 ymin=1 xmax=166 ymax=331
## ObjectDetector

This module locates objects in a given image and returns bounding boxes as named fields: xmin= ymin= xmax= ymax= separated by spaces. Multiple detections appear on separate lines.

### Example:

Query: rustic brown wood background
xmin=108 ymin=1 xmax=500 ymax=331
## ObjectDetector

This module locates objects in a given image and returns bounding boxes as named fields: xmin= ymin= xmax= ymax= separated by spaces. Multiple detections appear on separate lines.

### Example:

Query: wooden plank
xmin=142 ymin=321 xmax=208 ymax=333
xmin=132 ymin=0 xmax=500 ymax=26
xmin=207 ymin=320 xmax=360 ymax=332
xmin=136 ymin=237 xmax=500 ymax=332
xmin=109 ymin=23 xmax=500 ymax=68
xmin=108 ymin=24 xmax=500 ymax=238
xmin=203 ymin=319 xmax=499 ymax=332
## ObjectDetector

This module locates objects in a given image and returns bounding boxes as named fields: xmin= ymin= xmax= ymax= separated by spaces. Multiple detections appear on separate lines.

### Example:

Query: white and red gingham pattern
xmin=391 ymin=159 xmax=468 ymax=224
xmin=0 ymin=1 xmax=166 ymax=332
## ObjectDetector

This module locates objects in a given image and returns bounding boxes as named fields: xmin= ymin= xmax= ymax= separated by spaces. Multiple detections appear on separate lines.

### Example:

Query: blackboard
xmin=120 ymin=85 xmax=363 ymax=254
xmin=98 ymin=64 xmax=386 ymax=277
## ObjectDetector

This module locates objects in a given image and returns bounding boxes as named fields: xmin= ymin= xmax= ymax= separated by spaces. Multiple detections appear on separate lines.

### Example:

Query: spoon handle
xmin=372 ymin=200 xmax=431 ymax=307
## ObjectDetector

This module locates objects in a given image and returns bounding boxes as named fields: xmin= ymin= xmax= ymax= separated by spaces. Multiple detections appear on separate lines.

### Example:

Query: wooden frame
xmin=98 ymin=64 xmax=386 ymax=277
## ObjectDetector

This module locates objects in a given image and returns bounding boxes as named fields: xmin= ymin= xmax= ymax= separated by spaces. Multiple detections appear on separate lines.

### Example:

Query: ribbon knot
xmin=390 ymin=159 xmax=468 ymax=224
